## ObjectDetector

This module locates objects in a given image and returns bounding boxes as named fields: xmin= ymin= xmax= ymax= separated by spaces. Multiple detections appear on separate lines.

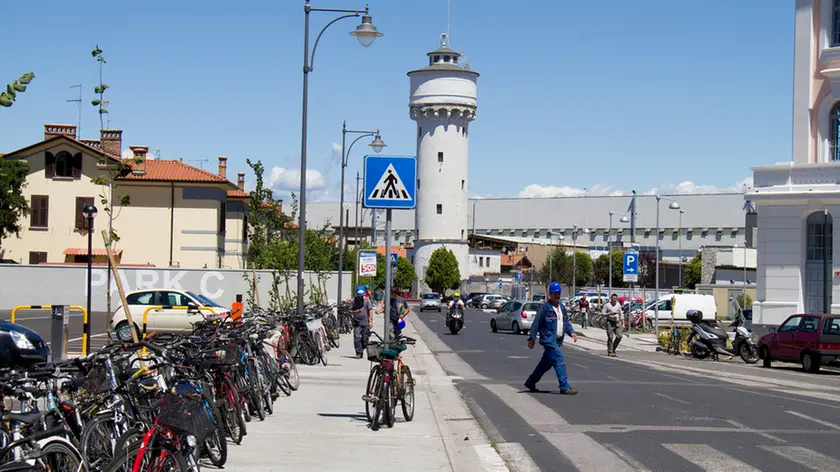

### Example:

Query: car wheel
xmin=481 ymin=304 xmax=488 ymax=309
xmin=802 ymin=352 xmax=821 ymax=373
xmin=490 ymin=319 xmax=497 ymax=333
xmin=115 ymin=321 xmax=136 ymax=342
xmin=511 ymin=322 xmax=521 ymax=335
xmin=760 ymin=346 xmax=772 ymax=368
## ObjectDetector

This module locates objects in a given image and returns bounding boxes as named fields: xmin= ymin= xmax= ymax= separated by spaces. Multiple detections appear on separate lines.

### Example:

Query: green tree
xmin=0 ymin=160 xmax=30 ymax=248
xmin=684 ymin=254 xmax=702 ymax=289
xmin=424 ymin=247 xmax=461 ymax=295
xmin=0 ymin=73 xmax=35 ymax=108
xmin=541 ymin=247 xmax=572 ymax=286
xmin=393 ymin=256 xmax=416 ymax=292
xmin=573 ymin=251 xmax=594 ymax=287
xmin=593 ymin=253 xmax=610 ymax=286
xmin=90 ymin=45 xmax=109 ymax=129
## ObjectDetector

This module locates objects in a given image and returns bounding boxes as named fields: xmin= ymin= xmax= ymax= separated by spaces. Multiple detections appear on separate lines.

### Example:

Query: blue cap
xmin=356 ymin=285 xmax=365 ymax=296
xmin=396 ymin=319 xmax=406 ymax=330
xmin=549 ymin=282 xmax=562 ymax=293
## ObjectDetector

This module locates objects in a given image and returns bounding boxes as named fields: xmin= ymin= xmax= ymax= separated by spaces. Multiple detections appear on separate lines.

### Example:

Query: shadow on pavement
xmin=317 ymin=412 xmax=368 ymax=422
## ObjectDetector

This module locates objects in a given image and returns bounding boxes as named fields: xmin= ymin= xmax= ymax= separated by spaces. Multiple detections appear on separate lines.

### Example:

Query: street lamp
xmin=297 ymin=1 xmax=382 ymax=316
xmin=678 ymin=209 xmax=685 ymax=287
xmin=608 ymin=211 xmax=630 ymax=298
xmin=546 ymin=232 xmax=564 ymax=291
xmin=655 ymin=195 xmax=680 ymax=333
xmin=338 ymin=122 xmax=385 ymax=305
xmin=572 ymin=225 xmax=590 ymax=302
xmin=82 ymin=204 xmax=97 ymax=354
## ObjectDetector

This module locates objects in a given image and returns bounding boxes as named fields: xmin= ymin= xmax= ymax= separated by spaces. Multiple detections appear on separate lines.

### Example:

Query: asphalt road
xmin=414 ymin=307 xmax=840 ymax=472
xmin=0 ymin=309 xmax=112 ymax=355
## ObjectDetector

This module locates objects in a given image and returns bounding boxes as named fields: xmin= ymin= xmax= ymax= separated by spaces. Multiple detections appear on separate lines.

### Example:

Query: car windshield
xmin=187 ymin=291 xmax=222 ymax=307
xmin=421 ymin=293 xmax=440 ymax=299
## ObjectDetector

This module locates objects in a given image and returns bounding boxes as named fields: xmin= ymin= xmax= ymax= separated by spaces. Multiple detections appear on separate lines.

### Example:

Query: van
xmin=645 ymin=294 xmax=717 ymax=322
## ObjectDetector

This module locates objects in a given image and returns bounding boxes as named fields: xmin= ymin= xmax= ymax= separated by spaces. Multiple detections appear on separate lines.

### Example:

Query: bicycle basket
xmin=210 ymin=343 xmax=239 ymax=365
xmin=156 ymin=386 xmax=217 ymax=443
xmin=365 ymin=342 xmax=381 ymax=362
xmin=83 ymin=363 xmax=111 ymax=395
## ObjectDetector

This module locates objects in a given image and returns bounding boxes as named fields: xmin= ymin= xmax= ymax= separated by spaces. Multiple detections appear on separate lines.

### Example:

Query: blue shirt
xmin=528 ymin=302 xmax=575 ymax=348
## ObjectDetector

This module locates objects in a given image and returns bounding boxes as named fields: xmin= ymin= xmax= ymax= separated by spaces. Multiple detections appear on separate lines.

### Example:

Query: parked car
xmin=0 ymin=322 xmax=49 ymax=368
xmin=420 ymin=292 xmax=442 ymax=312
xmin=532 ymin=294 xmax=546 ymax=302
xmin=490 ymin=300 xmax=541 ymax=335
xmin=490 ymin=296 xmax=511 ymax=310
xmin=759 ymin=313 xmax=840 ymax=373
xmin=111 ymin=289 xmax=229 ymax=341
xmin=645 ymin=294 xmax=717 ymax=323
xmin=467 ymin=293 xmax=488 ymax=307
xmin=476 ymin=294 xmax=507 ymax=310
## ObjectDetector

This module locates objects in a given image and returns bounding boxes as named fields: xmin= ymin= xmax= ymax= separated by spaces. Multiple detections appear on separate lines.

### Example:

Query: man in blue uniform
xmin=525 ymin=282 xmax=578 ymax=394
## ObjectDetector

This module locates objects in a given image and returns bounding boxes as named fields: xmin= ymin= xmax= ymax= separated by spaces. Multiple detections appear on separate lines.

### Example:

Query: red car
xmin=758 ymin=313 xmax=840 ymax=373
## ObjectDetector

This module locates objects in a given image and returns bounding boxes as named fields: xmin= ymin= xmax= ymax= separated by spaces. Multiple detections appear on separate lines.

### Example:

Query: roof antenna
xmin=447 ymin=0 xmax=451 ymax=42
xmin=66 ymin=84 xmax=82 ymax=139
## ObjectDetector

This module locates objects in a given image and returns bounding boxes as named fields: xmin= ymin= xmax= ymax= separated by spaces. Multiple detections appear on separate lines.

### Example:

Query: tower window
xmin=831 ymin=103 xmax=840 ymax=161
xmin=834 ymin=0 xmax=840 ymax=46
xmin=461 ymin=229 xmax=465 ymax=238
xmin=438 ymin=152 xmax=444 ymax=163
xmin=418 ymin=126 xmax=422 ymax=137
xmin=436 ymin=204 xmax=442 ymax=215
xmin=434 ymin=55 xmax=440 ymax=62
xmin=461 ymin=179 xmax=465 ymax=190
xmin=417 ymin=179 xmax=420 ymax=189
xmin=444 ymin=55 xmax=450 ymax=62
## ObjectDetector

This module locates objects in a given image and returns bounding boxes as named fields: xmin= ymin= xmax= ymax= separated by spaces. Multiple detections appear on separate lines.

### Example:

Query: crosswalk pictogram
xmin=367 ymin=164 xmax=410 ymax=200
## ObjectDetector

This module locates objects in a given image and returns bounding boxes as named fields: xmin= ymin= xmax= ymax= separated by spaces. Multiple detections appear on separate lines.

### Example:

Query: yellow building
xmin=1 ymin=124 xmax=253 ymax=269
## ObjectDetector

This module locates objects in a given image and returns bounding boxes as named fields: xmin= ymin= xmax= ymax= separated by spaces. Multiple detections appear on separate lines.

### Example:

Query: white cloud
xmin=269 ymin=167 xmax=326 ymax=192
xmin=520 ymin=178 xmax=753 ymax=199
xmin=331 ymin=142 xmax=342 ymax=156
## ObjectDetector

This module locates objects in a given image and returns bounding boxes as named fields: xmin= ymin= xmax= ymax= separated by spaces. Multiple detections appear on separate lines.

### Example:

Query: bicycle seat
xmin=1 ymin=411 xmax=43 ymax=425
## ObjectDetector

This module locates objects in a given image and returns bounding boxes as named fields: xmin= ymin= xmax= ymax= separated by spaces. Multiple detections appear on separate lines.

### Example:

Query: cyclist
xmin=525 ymin=281 xmax=578 ymax=395
xmin=351 ymin=286 xmax=374 ymax=359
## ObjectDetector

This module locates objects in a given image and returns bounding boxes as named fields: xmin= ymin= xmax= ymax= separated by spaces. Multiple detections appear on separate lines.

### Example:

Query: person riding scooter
xmin=446 ymin=293 xmax=466 ymax=334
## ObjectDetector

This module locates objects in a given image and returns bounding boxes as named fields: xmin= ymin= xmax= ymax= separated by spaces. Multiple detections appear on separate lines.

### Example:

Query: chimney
xmin=218 ymin=156 xmax=227 ymax=179
xmin=100 ymin=129 xmax=123 ymax=157
xmin=129 ymin=145 xmax=148 ymax=175
xmin=266 ymin=189 xmax=273 ymax=202
xmin=237 ymin=172 xmax=245 ymax=190
xmin=44 ymin=124 xmax=77 ymax=140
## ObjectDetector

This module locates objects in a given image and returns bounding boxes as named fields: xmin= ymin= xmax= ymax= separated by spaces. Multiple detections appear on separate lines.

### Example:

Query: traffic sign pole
xmin=384 ymin=209 xmax=392 ymax=344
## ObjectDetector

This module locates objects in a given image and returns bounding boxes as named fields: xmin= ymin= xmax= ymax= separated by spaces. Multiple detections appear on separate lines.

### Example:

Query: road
xmin=414 ymin=306 xmax=840 ymax=472
xmin=1 ymin=309 xmax=112 ymax=355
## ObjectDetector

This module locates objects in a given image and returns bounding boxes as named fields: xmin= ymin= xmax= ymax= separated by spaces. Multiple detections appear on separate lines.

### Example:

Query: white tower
xmin=408 ymin=34 xmax=478 ymax=291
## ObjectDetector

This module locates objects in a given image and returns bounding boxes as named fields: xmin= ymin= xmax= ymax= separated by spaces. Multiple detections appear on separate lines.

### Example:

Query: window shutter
xmin=75 ymin=198 xmax=86 ymax=230
xmin=72 ymin=153 xmax=82 ymax=179
xmin=45 ymin=152 xmax=55 ymax=178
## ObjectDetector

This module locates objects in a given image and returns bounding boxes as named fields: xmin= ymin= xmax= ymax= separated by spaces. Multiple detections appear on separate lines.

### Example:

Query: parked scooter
xmin=686 ymin=309 xmax=759 ymax=364
xmin=447 ymin=306 xmax=464 ymax=335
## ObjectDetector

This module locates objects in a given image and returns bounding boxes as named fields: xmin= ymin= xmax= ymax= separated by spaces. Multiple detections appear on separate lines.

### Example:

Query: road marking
xmin=495 ymin=443 xmax=539 ymax=472
xmin=786 ymin=410 xmax=840 ymax=430
xmin=662 ymin=444 xmax=760 ymax=472
xmin=473 ymin=444 xmax=509 ymax=472
xmin=606 ymin=375 xmax=620 ymax=381
xmin=571 ymin=363 xmax=588 ymax=369
xmin=758 ymin=445 xmax=840 ymax=470
xmin=602 ymin=443 xmax=652 ymax=472
xmin=45 ymin=333 xmax=108 ymax=346
xmin=723 ymin=419 xmax=786 ymax=443
xmin=507 ymin=356 xmax=529 ymax=359
xmin=653 ymin=392 xmax=689 ymax=405
xmin=483 ymin=384 xmax=635 ymax=471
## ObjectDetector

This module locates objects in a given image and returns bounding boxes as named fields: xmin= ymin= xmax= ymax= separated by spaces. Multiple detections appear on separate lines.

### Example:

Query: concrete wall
xmin=0 ymin=264 xmax=351 ymax=312
xmin=468 ymin=248 xmax=501 ymax=276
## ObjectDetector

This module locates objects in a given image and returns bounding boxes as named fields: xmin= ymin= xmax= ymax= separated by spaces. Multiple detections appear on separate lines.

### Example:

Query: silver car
xmin=490 ymin=300 xmax=541 ymax=335
xmin=419 ymin=292 xmax=442 ymax=312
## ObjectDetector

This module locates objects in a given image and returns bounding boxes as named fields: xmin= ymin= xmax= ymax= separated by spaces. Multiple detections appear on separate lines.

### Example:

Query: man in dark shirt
xmin=351 ymin=286 xmax=374 ymax=358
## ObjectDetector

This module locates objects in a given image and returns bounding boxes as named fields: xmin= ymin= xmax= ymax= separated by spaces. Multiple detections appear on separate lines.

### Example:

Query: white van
xmin=645 ymin=294 xmax=717 ymax=322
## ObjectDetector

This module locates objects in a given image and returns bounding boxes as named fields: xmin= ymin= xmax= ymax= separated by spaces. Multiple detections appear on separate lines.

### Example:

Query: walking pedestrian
xmin=351 ymin=286 xmax=374 ymax=359
xmin=602 ymin=293 xmax=623 ymax=357
xmin=578 ymin=296 xmax=590 ymax=329
xmin=524 ymin=282 xmax=578 ymax=395
xmin=389 ymin=287 xmax=409 ymax=338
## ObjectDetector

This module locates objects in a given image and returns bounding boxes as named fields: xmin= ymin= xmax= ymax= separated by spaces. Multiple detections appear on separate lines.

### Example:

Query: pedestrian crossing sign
xmin=363 ymin=156 xmax=417 ymax=209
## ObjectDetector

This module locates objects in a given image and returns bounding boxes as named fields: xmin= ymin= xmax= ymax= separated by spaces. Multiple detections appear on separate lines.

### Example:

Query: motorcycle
xmin=447 ymin=305 xmax=464 ymax=335
xmin=686 ymin=309 xmax=759 ymax=364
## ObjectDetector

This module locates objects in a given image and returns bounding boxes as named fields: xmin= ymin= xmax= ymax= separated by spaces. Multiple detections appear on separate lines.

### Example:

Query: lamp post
xmin=678 ymin=209 xmax=684 ymax=287
xmin=608 ymin=211 xmax=630 ymax=298
xmin=571 ymin=225 xmax=590 ymax=302
xmin=82 ymin=204 xmax=98 ymax=355
xmin=655 ymin=195 xmax=681 ymax=333
xmin=297 ymin=1 xmax=382 ymax=316
xmin=337 ymin=122 xmax=385 ymax=305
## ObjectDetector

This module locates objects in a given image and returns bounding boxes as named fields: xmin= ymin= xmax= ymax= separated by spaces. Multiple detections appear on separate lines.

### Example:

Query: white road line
xmin=484 ymin=384 xmax=635 ymax=471
xmin=662 ymin=444 xmax=759 ymax=472
xmin=45 ymin=333 xmax=109 ymax=346
xmin=571 ymin=363 xmax=588 ymax=369
xmin=654 ymin=392 xmax=689 ymax=405
xmin=495 ymin=443 xmax=540 ymax=472
xmin=473 ymin=444 xmax=509 ymax=472
xmin=723 ymin=419 xmax=786 ymax=443
xmin=507 ymin=356 xmax=529 ymax=359
xmin=602 ymin=443 xmax=652 ymax=472
xmin=786 ymin=410 xmax=840 ymax=430
xmin=758 ymin=445 xmax=840 ymax=471
xmin=606 ymin=375 xmax=620 ymax=381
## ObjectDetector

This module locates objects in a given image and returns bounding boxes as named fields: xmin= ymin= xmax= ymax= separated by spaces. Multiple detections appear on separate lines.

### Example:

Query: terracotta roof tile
xmin=226 ymin=189 xmax=250 ymax=198
xmin=501 ymin=254 xmax=531 ymax=267
xmin=376 ymin=246 xmax=408 ymax=259
xmin=117 ymin=160 xmax=229 ymax=183
xmin=64 ymin=248 xmax=123 ymax=256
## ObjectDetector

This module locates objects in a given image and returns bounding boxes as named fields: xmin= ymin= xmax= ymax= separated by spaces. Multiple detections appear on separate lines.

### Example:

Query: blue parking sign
xmin=623 ymin=252 xmax=639 ymax=283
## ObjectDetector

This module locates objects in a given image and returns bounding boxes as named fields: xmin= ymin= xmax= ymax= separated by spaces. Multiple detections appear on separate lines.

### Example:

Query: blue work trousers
xmin=526 ymin=346 xmax=570 ymax=390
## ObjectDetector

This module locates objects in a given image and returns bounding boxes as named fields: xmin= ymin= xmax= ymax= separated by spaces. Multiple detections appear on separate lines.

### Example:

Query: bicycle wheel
xmin=278 ymin=347 xmax=299 ymax=391
xmin=223 ymin=376 xmax=246 ymax=443
xmin=365 ymin=365 xmax=382 ymax=423
xmin=383 ymin=374 xmax=396 ymax=428
xmin=247 ymin=359 xmax=266 ymax=421
xmin=234 ymin=369 xmax=253 ymax=423
xmin=80 ymin=414 xmax=121 ymax=471
xmin=106 ymin=439 xmax=187 ymax=472
xmin=202 ymin=428 xmax=227 ymax=467
xmin=37 ymin=440 xmax=83 ymax=472
xmin=400 ymin=365 xmax=415 ymax=422
xmin=317 ymin=332 xmax=328 ymax=366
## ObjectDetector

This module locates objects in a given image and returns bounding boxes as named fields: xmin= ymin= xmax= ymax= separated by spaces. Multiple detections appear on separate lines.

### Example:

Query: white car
xmin=111 ymin=289 xmax=229 ymax=341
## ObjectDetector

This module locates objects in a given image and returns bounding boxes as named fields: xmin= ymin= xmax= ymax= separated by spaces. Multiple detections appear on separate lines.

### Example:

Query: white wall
xmin=469 ymin=248 xmax=501 ymax=276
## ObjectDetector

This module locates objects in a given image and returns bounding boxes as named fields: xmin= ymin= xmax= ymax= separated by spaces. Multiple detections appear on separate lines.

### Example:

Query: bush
xmin=657 ymin=327 xmax=694 ymax=352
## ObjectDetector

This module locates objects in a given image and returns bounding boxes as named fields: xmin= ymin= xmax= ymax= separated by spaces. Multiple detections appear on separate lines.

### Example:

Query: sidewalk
xmin=573 ymin=325 xmax=659 ymax=352
xmin=224 ymin=314 xmax=506 ymax=472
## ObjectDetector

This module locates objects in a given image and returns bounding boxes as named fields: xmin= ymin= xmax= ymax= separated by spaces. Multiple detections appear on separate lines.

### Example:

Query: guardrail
xmin=10 ymin=305 xmax=90 ymax=356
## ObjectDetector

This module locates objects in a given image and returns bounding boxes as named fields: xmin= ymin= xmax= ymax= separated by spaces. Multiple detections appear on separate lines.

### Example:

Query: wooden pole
xmin=101 ymin=230 xmax=140 ymax=344
xmin=252 ymin=268 xmax=261 ymax=307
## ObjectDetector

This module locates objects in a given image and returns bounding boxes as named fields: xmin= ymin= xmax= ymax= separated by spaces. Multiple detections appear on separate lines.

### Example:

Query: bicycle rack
xmin=10 ymin=305 xmax=90 ymax=357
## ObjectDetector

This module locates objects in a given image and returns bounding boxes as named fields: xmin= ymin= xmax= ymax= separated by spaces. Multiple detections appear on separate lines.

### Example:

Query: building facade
xmin=407 ymin=34 xmax=478 ymax=291
xmin=1 ymin=124 xmax=252 ymax=269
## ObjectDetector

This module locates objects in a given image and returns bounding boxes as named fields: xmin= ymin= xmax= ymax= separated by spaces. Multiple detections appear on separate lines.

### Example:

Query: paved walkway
xmin=574 ymin=326 xmax=659 ymax=353
xmin=224 ymin=313 xmax=507 ymax=472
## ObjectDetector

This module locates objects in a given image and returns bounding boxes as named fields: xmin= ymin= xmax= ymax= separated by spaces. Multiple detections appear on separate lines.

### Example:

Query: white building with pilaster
xmin=407 ymin=35 xmax=478 ymax=291
xmin=749 ymin=0 xmax=840 ymax=334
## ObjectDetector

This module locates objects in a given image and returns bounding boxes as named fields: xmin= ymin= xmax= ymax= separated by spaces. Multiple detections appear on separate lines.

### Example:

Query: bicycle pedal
xmin=362 ymin=395 xmax=377 ymax=403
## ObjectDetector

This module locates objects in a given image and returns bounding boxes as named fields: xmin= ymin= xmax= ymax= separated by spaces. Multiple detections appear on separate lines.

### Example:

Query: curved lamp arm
xmin=309 ymin=13 xmax=360 ymax=72
xmin=344 ymin=132 xmax=374 ymax=167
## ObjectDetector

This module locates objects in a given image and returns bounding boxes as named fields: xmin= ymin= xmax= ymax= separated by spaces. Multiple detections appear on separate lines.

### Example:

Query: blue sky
xmin=1 ymin=0 xmax=792 ymax=201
